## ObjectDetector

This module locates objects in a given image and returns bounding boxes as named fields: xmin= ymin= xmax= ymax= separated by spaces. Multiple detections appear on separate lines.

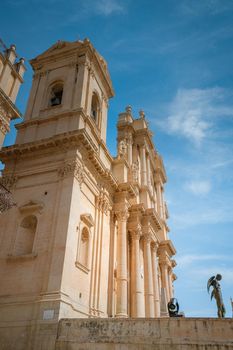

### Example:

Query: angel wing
xmin=207 ymin=276 xmax=215 ymax=294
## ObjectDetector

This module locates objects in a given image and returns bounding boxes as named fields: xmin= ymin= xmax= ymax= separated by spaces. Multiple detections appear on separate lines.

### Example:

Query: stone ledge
xmin=56 ymin=318 xmax=233 ymax=349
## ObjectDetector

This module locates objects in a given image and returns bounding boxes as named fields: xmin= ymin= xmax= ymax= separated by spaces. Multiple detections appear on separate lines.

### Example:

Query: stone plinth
xmin=56 ymin=318 xmax=233 ymax=350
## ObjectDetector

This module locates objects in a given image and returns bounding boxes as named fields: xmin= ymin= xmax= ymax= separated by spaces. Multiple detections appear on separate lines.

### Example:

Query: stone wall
xmin=56 ymin=318 xmax=233 ymax=350
xmin=0 ymin=318 xmax=233 ymax=350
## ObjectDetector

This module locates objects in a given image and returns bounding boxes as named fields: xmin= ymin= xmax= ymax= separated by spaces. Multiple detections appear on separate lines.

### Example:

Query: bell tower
xmin=0 ymin=39 xmax=116 ymax=347
xmin=16 ymin=38 xmax=114 ymax=145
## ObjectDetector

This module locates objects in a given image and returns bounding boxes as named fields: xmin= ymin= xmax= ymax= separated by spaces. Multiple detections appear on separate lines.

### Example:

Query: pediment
xmin=80 ymin=213 xmax=94 ymax=227
xmin=34 ymin=40 xmax=72 ymax=60
xmin=19 ymin=200 xmax=44 ymax=213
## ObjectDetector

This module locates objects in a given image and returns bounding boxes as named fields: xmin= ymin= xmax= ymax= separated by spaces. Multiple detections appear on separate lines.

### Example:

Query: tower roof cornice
xmin=30 ymin=39 xmax=114 ymax=98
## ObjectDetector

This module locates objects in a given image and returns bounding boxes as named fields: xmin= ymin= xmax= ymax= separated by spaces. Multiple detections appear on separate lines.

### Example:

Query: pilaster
xmin=142 ymin=229 xmax=155 ymax=317
xmin=140 ymin=144 xmax=147 ymax=186
xmin=115 ymin=206 xmax=129 ymax=317
xmin=151 ymin=242 xmax=160 ymax=317
xmin=129 ymin=225 xmax=144 ymax=317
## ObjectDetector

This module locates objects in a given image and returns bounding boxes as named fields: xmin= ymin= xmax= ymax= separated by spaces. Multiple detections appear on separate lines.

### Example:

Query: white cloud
xmin=193 ymin=266 xmax=233 ymax=284
xmin=155 ymin=87 xmax=233 ymax=146
xmin=180 ymin=0 xmax=233 ymax=16
xmin=184 ymin=180 xmax=211 ymax=195
xmin=95 ymin=0 xmax=124 ymax=15
xmin=211 ymin=159 xmax=233 ymax=169
xmin=176 ymin=254 xmax=233 ymax=266
xmin=82 ymin=0 xmax=125 ymax=16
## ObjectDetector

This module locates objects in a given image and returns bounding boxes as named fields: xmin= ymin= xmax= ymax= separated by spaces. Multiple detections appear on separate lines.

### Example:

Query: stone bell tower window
xmin=49 ymin=82 xmax=63 ymax=107
xmin=91 ymin=92 xmax=100 ymax=123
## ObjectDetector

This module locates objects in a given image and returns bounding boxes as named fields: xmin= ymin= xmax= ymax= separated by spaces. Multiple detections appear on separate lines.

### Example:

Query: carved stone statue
xmin=118 ymin=139 xmax=127 ymax=158
xmin=131 ymin=160 xmax=139 ymax=182
xmin=207 ymin=274 xmax=226 ymax=318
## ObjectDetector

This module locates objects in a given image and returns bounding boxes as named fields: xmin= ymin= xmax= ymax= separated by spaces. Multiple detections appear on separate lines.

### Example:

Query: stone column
xmin=156 ymin=182 xmax=163 ymax=218
xmin=168 ymin=267 xmax=173 ymax=299
xmin=146 ymin=155 xmax=151 ymax=190
xmin=160 ymin=261 xmax=170 ymax=303
xmin=143 ymin=233 xmax=155 ymax=317
xmin=140 ymin=145 xmax=147 ymax=186
xmin=127 ymin=135 xmax=133 ymax=165
xmin=115 ymin=209 xmax=129 ymax=317
xmin=130 ymin=227 xmax=144 ymax=317
xmin=151 ymin=243 xmax=160 ymax=317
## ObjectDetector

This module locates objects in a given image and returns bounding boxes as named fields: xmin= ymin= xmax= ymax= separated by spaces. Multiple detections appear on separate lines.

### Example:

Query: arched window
xmin=79 ymin=227 xmax=89 ymax=267
xmin=49 ymin=82 xmax=63 ymax=107
xmin=91 ymin=92 xmax=100 ymax=123
xmin=14 ymin=215 xmax=37 ymax=256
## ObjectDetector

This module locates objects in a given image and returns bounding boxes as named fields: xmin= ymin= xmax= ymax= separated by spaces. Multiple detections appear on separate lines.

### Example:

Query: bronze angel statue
xmin=207 ymin=274 xmax=226 ymax=318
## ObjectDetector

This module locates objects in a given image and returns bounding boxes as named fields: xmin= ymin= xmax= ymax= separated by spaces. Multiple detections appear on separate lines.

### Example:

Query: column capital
xmin=115 ymin=209 xmax=129 ymax=222
xmin=159 ymin=257 xmax=171 ymax=268
xmin=143 ymin=233 xmax=153 ymax=243
xmin=129 ymin=224 xmax=142 ymax=240
xmin=151 ymin=242 xmax=159 ymax=252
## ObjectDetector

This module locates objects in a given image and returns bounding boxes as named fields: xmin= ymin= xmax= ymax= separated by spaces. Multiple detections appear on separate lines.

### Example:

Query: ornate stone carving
xmin=0 ymin=102 xmax=11 ymax=128
xmin=115 ymin=209 xmax=129 ymax=222
xmin=151 ymin=242 xmax=159 ymax=252
xmin=131 ymin=160 xmax=139 ymax=183
xmin=0 ymin=175 xmax=17 ymax=212
xmin=129 ymin=224 xmax=142 ymax=240
xmin=0 ymin=122 xmax=8 ymax=135
xmin=96 ymin=189 xmax=110 ymax=215
xmin=0 ymin=175 xmax=18 ymax=190
xmin=143 ymin=232 xmax=152 ymax=243
xmin=58 ymin=160 xmax=84 ymax=185
xmin=118 ymin=139 xmax=127 ymax=158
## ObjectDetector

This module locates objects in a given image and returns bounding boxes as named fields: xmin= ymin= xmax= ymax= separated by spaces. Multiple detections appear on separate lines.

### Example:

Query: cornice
xmin=117 ymin=182 xmax=137 ymax=198
xmin=30 ymin=39 xmax=114 ymax=99
xmin=16 ymin=109 xmax=114 ymax=166
xmin=143 ymin=208 xmax=163 ymax=232
xmin=117 ymin=121 xmax=135 ymax=133
xmin=16 ymin=109 xmax=83 ymax=129
xmin=159 ymin=239 xmax=176 ymax=257
xmin=129 ymin=203 xmax=145 ymax=215
xmin=0 ymin=129 xmax=118 ymax=190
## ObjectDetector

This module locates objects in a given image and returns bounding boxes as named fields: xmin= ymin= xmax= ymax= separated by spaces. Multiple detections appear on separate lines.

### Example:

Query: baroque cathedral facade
xmin=0 ymin=39 xmax=176 ymax=336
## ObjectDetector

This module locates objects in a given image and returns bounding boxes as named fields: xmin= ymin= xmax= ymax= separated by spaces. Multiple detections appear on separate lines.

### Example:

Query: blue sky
xmin=1 ymin=0 xmax=233 ymax=317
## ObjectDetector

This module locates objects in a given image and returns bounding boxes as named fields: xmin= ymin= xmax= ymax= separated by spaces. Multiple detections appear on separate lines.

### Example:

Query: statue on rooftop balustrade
xmin=207 ymin=274 xmax=226 ymax=318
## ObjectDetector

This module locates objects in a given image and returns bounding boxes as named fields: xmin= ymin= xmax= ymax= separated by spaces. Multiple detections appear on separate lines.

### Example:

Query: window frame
xmin=90 ymin=91 xmax=101 ymax=128
xmin=75 ymin=214 xmax=94 ymax=274
xmin=48 ymin=80 xmax=64 ymax=108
